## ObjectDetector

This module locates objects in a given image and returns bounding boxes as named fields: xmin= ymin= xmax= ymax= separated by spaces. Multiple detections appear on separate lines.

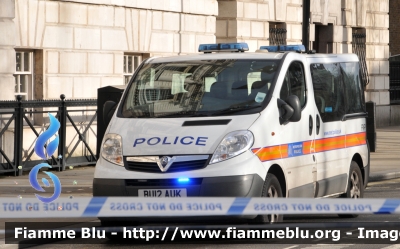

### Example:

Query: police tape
xmin=1 ymin=197 xmax=399 ymax=218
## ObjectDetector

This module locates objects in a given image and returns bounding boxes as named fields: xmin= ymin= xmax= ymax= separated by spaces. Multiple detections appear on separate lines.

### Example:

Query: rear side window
xmin=310 ymin=63 xmax=346 ymax=122
xmin=340 ymin=62 xmax=365 ymax=114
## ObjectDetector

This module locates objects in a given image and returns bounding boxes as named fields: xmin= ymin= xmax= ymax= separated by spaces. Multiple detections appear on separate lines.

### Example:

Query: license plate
xmin=138 ymin=189 xmax=187 ymax=197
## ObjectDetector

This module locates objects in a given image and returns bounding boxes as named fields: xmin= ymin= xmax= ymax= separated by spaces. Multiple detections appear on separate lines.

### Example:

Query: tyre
xmin=338 ymin=161 xmax=364 ymax=218
xmin=252 ymin=173 xmax=284 ymax=224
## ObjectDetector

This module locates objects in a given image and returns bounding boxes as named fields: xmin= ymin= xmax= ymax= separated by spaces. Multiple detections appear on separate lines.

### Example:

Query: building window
xmin=312 ymin=24 xmax=334 ymax=53
xmin=352 ymin=28 xmax=369 ymax=89
xmin=269 ymin=22 xmax=287 ymax=46
xmin=390 ymin=57 xmax=400 ymax=104
xmin=14 ymin=51 xmax=33 ymax=100
xmin=123 ymin=54 xmax=142 ymax=85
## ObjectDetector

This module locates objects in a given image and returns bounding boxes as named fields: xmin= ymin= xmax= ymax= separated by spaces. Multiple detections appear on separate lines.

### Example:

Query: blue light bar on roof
xmin=198 ymin=43 xmax=249 ymax=52
xmin=259 ymin=44 xmax=306 ymax=53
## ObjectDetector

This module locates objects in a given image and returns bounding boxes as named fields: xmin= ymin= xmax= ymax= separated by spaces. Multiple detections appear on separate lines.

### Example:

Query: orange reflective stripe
xmin=253 ymin=145 xmax=288 ymax=161
xmin=315 ymin=136 xmax=346 ymax=152
xmin=346 ymin=132 xmax=366 ymax=147
xmin=252 ymin=132 xmax=366 ymax=162
xmin=302 ymin=141 xmax=313 ymax=154
xmin=280 ymin=144 xmax=289 ymax=158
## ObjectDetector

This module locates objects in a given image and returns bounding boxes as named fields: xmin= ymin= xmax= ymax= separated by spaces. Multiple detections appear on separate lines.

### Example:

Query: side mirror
xmin=277 ymin=95 xmax=301 ymax=124
xmin=103 ymin=101 xmax=117 ymax=126
xmin=285 ymin=95 xmax=301 ymax=122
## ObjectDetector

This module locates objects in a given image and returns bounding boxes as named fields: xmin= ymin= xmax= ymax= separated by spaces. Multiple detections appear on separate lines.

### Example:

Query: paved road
xmin=2 ymin=178 xmax=400 ymax=248
xmin=284 ymin=178 xmax=400 ymax=223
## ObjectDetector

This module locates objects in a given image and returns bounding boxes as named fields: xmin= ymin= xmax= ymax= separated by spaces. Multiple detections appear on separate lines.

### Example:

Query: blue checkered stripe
xmin=81 ymin=197 xmax=400 ymax=216
xmin=3 ymin=197 xmax=400 ymax=218
xmin=374 ymin=200 xmax=400 ymax=214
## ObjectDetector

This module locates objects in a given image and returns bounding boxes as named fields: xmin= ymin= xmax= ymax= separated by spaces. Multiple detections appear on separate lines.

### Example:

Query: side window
xmin=279 ymin=61 xmax=307 ymax=108
xmin=340 ymin=62 xmax=365 ymax=114
xmin=310 ymin=63 xmax=346 ymax=122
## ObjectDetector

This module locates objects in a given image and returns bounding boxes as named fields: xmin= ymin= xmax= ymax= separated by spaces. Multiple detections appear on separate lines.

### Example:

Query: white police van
xmin=94 ymin=43 xmax=369 ymax=223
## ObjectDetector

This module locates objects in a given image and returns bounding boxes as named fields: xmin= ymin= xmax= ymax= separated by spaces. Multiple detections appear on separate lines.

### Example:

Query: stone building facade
xmin=0 ymin=0 xmax=392 ymax=125
xmin=6 ymin=0 xmax=217 ymax=101
xmin=0 ymin=0 xmax=16 ymax=101
xmin=216 ymin=0 xmax=390 ymax=126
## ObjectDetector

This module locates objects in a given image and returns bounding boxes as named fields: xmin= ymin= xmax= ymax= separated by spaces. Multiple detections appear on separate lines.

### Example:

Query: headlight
xmin=210 ymin=130 xmax=254 ymax=164
xmin=101 ymin=134 xmax=123 ymax=166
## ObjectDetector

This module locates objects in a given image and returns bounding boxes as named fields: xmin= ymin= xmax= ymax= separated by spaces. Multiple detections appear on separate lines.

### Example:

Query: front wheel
xmin=252 ymin=173 xmax=284 ymax=224
xmin=338 ymin=161 xmax=364 ymax=218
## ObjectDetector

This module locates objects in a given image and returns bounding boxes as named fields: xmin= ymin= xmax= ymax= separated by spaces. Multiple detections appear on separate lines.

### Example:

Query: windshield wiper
xmin=211 ymin=105 xmax=262 ymax=116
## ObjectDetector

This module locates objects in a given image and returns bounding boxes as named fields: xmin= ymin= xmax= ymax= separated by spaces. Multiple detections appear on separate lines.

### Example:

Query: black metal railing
xmin=352 ymin=33 xmax=369 ymax=89
xmin=390 ymin=61 xmax=400 ymax=104
xmin=269 ymin=28 xmax=287 ymax=46
xmin=0 ymin=95 xmax=97 ymax=175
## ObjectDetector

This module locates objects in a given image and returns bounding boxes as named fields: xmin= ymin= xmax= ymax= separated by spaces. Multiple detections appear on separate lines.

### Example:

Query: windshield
xmin=121 ymin=59 xmax=279 ymax=118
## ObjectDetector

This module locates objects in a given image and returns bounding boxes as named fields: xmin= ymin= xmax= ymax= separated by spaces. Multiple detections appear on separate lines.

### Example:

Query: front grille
xmin=126 ymin=178 xmax=203 ymax=187
xmin=124 ymin=158 xmax=209 ymax=173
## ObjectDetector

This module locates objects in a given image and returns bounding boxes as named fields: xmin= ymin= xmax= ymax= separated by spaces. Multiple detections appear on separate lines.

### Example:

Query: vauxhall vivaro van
xmin=94 ymin=43 xmax=369 ymax=224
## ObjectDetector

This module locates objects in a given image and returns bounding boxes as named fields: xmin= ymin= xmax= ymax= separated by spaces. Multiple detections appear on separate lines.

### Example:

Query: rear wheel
xmin=338 ymin=161 xmax=364 ymax=218
xmin=252 ymin=173 xmax=284 ymax=224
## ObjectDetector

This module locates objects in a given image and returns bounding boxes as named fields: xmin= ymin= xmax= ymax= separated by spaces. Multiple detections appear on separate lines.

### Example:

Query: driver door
xmin=278 ymin=60 xmax=317 ymax=198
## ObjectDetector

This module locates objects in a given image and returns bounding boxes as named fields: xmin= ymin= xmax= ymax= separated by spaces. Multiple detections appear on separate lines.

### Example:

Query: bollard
xmin=58 ymin=95 xmax=67 ymax=171
xmin=366 ymin=101 xmax=376 ymax=152
xmin=14 ymin=95 xmax=24 ymax=176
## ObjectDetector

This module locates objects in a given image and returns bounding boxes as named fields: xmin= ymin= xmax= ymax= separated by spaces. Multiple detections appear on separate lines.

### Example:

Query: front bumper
xmin=93 ymin=174 xmax=264 ymax=222
xmin=93 ymin=174 xmax=264 ymax=197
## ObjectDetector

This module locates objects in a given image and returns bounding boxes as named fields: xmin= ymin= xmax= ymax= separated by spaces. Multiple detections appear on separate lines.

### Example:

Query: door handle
xmin=309 ymin=115 xmax=313 ymax=136
xmin=316 ymin=114 xmax=320 ymax=135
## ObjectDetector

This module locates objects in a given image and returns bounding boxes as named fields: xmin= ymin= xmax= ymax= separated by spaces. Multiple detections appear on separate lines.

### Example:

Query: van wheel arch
xmin=267 ymin=164 xmax=287 ymax=197
xmin=351 ymin=153 xmax=364 ymax=185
